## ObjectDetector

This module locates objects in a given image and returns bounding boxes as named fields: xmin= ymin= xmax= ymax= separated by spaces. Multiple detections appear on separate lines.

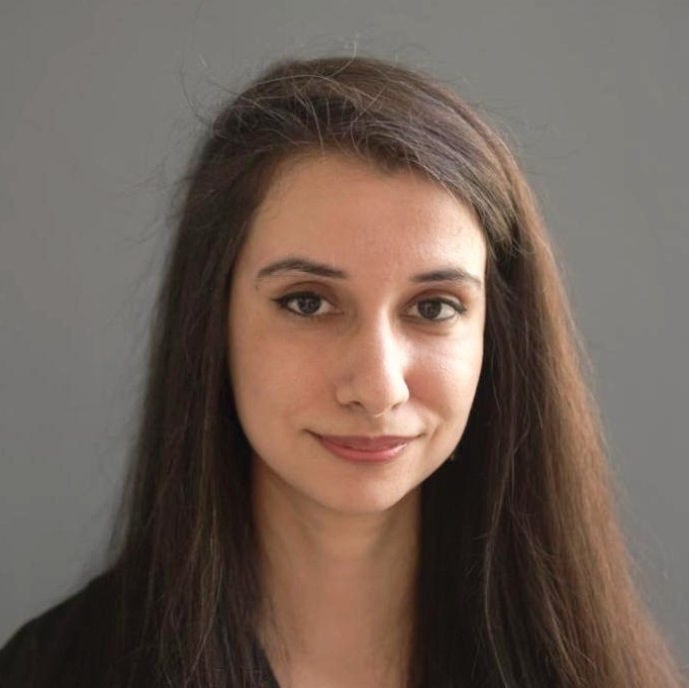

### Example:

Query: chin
xmin=307 ymin=482 xmax=422 ymax=518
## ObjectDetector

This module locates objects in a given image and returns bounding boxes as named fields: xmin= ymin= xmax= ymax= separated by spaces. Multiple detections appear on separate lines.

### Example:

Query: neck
xmin=253 ymin=463 xmax=419 ymax=688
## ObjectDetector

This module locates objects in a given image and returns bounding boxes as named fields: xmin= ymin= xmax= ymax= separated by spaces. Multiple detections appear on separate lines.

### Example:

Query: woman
xmin=0 ymin=56 xmax=683 ymax=687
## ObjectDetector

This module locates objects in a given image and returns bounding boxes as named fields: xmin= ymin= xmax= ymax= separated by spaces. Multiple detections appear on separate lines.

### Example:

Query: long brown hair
xmin=101 ymin=56 xmax=683 ymax=687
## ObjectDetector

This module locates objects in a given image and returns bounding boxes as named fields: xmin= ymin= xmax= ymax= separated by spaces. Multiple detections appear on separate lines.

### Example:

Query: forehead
xmin=239 ymin=153 xmax=486 ymax=276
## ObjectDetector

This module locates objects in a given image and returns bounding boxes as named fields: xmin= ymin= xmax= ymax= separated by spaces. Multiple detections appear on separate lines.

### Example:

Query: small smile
xmin=311 ymin=433 xmax=417 ymax=463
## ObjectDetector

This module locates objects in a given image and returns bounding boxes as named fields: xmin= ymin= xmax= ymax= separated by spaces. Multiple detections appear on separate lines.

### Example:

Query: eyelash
xmin=271 ymin=291 xmax=467 ymax=322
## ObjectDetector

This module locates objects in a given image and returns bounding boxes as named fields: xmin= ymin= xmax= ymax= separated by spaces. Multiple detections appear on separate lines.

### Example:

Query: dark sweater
xmin=0 ymin=575 xmax=279 ymax=687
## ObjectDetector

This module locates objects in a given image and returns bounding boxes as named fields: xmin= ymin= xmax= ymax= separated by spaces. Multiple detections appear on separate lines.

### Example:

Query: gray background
xmin=1 ymin=0 xmax=687 ymax=667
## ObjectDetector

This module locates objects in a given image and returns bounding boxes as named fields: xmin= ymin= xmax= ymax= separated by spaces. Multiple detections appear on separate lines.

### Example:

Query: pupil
xmin=298 ymin=296 xmax=321 ymax=314
xmin=419 ymin=300 xmax=442 ymax=319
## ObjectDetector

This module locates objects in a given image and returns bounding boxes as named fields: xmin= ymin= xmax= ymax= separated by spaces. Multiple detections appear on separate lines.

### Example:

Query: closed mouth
xmin=309 ymin=431 xmax=421 ymax=464
xmin=313 ymin=434 xmax=417 ymax=451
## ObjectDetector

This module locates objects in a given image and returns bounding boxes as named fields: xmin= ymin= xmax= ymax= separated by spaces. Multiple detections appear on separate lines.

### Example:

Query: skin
xmin=227 ymin=153 xmax=487 ymax=688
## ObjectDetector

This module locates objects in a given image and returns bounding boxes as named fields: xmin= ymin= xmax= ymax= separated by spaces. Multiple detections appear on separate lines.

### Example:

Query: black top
xmin=0 ymin=575 xmax=279 ymax=687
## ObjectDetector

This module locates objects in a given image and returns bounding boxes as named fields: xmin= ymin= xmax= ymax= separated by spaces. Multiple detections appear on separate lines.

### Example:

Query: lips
xmin=317 ymin=435 xmax=414 ymax=450
xmin=312 ymin=433 xmax=416 ymax=462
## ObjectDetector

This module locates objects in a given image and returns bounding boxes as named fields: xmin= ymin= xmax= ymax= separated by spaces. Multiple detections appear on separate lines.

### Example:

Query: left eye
xmin=408 ymin=298 xmax=464 ymax=321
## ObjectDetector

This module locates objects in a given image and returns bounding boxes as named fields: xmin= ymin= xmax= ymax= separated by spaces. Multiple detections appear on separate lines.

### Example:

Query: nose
xmin=334 ymin=317 xmax=410 ymax=417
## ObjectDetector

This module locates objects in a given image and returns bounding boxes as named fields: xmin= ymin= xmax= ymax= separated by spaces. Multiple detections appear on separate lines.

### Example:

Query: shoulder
xmin=0 ymin=573 xmax=115 ymax=688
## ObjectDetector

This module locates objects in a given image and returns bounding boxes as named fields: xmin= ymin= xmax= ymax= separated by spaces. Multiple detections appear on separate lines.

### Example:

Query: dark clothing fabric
xmin=0 ymin=575 xmax=115 ymax=688
xmin=0 ymin=576 xmax=279 ymax=688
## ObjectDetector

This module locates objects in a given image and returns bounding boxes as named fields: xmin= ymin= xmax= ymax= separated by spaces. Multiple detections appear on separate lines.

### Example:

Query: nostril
xmin=335 ymin=366 xmax=410 ymax=416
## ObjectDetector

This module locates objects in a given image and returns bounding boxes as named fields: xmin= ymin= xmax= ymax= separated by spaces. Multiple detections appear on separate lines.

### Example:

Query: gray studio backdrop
xmin=1 ymin=0 xmax=687 ymax=664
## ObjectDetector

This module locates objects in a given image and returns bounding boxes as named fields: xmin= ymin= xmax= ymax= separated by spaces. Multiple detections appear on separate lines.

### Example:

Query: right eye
xmin=272 ymin=291 xmax=336 ymax=318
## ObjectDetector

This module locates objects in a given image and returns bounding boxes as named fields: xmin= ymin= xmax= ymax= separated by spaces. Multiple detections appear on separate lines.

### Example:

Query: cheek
xmin=229 ymin=322 xmax=328 ymax=423
xmin=412 ymin=337 xmax=484 ymax=419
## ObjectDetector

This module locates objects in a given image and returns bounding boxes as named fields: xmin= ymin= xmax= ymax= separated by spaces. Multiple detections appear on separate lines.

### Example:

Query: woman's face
xmin=228 ymin=154 xmax=486 ymax=517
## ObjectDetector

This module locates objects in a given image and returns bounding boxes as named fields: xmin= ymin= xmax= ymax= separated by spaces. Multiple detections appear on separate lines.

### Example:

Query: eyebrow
xmin=254 ymin=256 xmax=483 ymax=291
xmin=256 ymin=257 xmax=346 ymax=281
xmin=410 ymin=267 xmax=483 ymax=290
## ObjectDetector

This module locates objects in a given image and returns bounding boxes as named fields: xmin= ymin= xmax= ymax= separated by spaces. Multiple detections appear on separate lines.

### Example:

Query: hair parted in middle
xmin=106 ymin=56 xmax=681 ymax=688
